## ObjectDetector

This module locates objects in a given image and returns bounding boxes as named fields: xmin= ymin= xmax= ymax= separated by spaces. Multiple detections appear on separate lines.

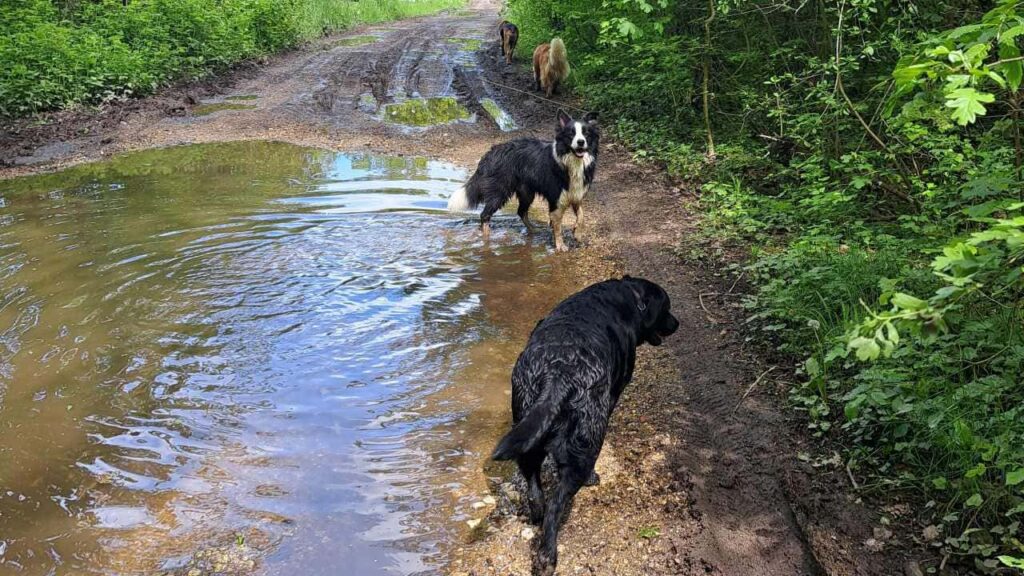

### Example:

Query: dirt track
xmin=0 ymin=1 xmax=918 ymax=575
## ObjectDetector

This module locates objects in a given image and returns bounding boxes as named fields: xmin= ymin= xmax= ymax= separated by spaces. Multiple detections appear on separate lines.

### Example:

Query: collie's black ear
xmin=583 ymin=111 xmax=598 ymax=124
xmin=557 ymin=109 xmax=572 ymax=128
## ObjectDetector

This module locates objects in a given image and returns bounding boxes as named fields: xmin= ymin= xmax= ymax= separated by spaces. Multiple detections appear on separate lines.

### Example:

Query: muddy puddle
xmin=0 ymin=141 xmax=582 ymax=575
xmin=383 ymin=97 xmax=473 ymax=127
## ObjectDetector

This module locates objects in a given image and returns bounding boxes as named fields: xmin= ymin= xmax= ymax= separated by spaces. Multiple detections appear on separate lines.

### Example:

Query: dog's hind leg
xmin=533 ymin=464 xmax=588 ymax=576
xmin=479 ymin=196 xmax=505 ymax=239
xmin=517 ymin=450 xmax=545 ymax=525
xmin=516 ymin=189 xmax=536 ymax=232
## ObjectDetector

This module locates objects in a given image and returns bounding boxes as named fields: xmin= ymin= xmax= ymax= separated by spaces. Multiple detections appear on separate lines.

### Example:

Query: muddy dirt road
xmin=1 ymin=1 xmax=915 ymax=575
xmin=1 ymin=0 xmax=507 ymax=175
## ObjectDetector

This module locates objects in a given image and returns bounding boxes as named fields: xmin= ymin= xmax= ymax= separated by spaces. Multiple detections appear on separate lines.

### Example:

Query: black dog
xmin=499 ymin=20 xmax=519 ymax=64
xmin=446 ymin=110 xmax=599 ymax=252
xmin=491 ymin=276 xmax=679 ymax=575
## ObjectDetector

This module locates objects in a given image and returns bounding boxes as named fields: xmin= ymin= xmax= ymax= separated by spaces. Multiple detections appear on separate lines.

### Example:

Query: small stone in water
xmin=482 ymin=495 xmax=496 ymax=505
xmin=466 ymin=519 xmax=481 ymax=529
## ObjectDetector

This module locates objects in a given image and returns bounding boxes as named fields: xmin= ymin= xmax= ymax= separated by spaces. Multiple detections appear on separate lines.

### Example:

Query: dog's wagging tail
xmin=490 ymin=384 xmax=569 ymax=461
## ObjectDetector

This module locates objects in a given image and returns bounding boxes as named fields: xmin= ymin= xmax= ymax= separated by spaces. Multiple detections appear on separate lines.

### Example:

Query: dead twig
xmin=698 ymin=291 xmax=724 ymax=323
xmin=846 ymin=460 xmax=860 ymax=490
xmin=726 ymin=270 xmax=745 ymax=295
xmin=731 ymin=366 xmax=777 ymax=414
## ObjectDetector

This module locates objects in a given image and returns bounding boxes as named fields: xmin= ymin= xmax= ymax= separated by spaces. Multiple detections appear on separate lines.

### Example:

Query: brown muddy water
xmin=0 ymin=141 xmax=580 ymax=575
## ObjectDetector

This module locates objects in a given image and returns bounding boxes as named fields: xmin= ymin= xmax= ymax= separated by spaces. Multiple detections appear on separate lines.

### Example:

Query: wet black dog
xmin=446 ymin=109 xmax=598 ymax=252
xmin=491 ymin=276 xmax=679 ymax=575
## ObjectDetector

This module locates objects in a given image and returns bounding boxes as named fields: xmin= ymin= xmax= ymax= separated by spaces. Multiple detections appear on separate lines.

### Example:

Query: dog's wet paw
xmin=531 ymin=552 xmax=556 ymax=576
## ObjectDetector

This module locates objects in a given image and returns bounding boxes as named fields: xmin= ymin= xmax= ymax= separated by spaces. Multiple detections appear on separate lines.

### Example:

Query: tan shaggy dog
xmin=532 ymin=38 xmax=569 ymax=98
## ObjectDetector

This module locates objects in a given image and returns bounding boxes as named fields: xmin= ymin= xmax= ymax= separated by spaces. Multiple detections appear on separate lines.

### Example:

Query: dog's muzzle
xmin=650 ymin=314 xmax=680 ymax=346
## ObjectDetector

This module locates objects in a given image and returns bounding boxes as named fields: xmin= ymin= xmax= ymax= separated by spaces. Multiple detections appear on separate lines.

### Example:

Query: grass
xmin=382 ymin=97 xmax=471 ymax=127
xmin=191 ymin=103 xmax=256 ymax=115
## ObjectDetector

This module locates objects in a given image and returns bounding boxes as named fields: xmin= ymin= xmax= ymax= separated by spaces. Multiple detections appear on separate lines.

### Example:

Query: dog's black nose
xmin=666 ymin=314 xmax=680 ymax=335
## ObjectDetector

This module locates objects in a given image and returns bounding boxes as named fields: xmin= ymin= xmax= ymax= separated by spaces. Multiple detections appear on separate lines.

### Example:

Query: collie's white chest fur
xmin=554 ymin=148 xmax=593 ymax=210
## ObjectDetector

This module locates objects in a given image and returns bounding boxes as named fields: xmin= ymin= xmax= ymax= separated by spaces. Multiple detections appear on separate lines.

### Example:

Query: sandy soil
xmin=0 ymin=2 xmax=929 ymax=575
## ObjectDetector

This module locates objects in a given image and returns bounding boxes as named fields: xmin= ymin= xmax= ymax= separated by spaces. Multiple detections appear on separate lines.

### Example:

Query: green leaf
xmin=805 ymin=357 xmax=821 ymax=378
xmin=844 ymin=400 xmax=861 ymax=421
xmin=945 ymin=88 xmax=995 ymax=125
xmin=932 ymin=477 xmax=949 ymax=489
xmin=998 ymin=556 xmax=1024 ymax=569
xmin=883 ymin=322 xmax=899 ymax=347
xmin=965 ymin=493 xmax=983 ymax=507
xmin=850 ymin=337 xmax=881 ymax=361
xmin=999 ymin=43 xmax=1022 ymax=91
xmin=1007 ymin=468 xmax=1024 ymax=486
xmin=891 ymin=292 xmax=927 ymax=311
xmin=965 ymin=463 xmax=986 ymax=478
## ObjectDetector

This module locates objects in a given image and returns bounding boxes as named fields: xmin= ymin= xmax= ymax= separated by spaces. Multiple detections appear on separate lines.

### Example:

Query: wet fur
xmin=446 ymin=110 xmax=599 ymax=251
xmin=532 ymin=38 xmax=569 ymax=97
xmin=492 ymin=277 xmax=680 ymax=576
xmin=499 ymin=21 xmax=519 ymax=64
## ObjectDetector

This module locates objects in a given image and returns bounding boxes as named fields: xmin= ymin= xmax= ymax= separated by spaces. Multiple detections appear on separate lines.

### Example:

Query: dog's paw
xmin=584 ymin=471 xmax=601 ymax=487
xmin=527 ymin=508 xmax=544 ymax=526
xmin=531 ymin=552 xmax=557 ymax=576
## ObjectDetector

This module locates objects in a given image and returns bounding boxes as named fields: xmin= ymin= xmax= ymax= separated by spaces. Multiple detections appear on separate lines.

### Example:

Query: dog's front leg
xmin=549 ymin=208 xmax=567 ymax=252
xmin=570 ymin=203 xmax=583 ymax=241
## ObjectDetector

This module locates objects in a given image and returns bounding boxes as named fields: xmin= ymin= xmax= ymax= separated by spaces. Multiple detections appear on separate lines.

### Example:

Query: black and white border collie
xmin=446 ymin=110 xmax=599 ymax=252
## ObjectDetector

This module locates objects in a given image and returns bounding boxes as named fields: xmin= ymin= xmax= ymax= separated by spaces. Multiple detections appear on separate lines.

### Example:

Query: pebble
xmin=482 ymin=495 xmax=496 ymax=505
xmin=521 ymin=527 xmax=535 ymax=540
xmin=471 ymin=501 xmax=486 ymax=510
xmin=466 ymin=519 xmax=481 ymax=529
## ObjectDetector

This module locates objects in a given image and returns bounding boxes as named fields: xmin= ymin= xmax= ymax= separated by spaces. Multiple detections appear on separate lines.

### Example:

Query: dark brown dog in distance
xmin=532 ymin=38 xmax=569 ymax=98
xmin=499 ymin=20 xmax=519 ymax=64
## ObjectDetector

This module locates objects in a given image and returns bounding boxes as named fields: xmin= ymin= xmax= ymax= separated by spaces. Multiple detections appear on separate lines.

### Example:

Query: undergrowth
xmin=507 ymin=0 xmax=1024 ymax=570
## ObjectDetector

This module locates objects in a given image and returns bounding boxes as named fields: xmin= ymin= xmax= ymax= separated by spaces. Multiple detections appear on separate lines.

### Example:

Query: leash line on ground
xmin=479 ymin=77 xmax=590 ymax=114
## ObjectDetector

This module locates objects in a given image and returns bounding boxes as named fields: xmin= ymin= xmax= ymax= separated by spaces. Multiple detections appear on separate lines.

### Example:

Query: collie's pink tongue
xmin=574 ymin=151 xmax=586 ymax=157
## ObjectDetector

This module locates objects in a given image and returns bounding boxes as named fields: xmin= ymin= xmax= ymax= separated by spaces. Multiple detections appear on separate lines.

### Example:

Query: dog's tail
xmin=491 ymin=384 xmax=570 ymax=461
xmin=446 ymin=176 xmax=484 ymax=212
xmin=548 ymin=38 xmax=569 ymax=77
xmin=447 ymin=185 xmax=471 ymax=211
